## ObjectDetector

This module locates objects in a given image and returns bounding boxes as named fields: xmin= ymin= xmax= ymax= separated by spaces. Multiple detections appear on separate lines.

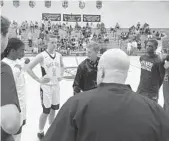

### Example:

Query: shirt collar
xmin=99 ymin=83 xmax=132 ymax=92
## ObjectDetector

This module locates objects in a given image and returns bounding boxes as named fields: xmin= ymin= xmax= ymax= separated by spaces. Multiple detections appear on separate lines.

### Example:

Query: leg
xmin=48 ymin=109 xmax=55 ymax=125
xmin=48 ymin=85 xmax=60 ymax=125
xmin=38 ymin=86 xmax=52 ymax=140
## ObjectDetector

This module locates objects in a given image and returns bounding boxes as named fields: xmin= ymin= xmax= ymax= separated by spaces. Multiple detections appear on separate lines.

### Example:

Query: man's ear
xmin=101 ymin=67 xmax=105 ymax=79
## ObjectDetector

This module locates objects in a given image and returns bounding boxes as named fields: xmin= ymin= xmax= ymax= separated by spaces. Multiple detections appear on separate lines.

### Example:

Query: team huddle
xmin=1 ymin=15 xmax=169 ymax=141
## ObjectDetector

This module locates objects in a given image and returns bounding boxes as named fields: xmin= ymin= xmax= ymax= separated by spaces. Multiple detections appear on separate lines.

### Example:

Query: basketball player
xmin=73 ymin=41 xmax=100 ymax=95
xmin=2 ymin=38 xmax=29 ymax=141
xmin=27 ymin=34 xmax=64 ymax=140
xmin=137 ymin=39 xmax=165 ymax=102
xmin=163 ymin=55 xmax=169 ymax=113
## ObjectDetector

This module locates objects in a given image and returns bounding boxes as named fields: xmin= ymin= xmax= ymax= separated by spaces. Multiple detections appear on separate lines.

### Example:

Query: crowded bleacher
xmin=8 ymin=19 xmax=169 ymax=56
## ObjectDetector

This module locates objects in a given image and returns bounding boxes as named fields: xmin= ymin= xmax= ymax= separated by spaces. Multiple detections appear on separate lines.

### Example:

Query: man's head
xmin=1 ymin=16 xmax=11 ymax=53
xmin=97 ymin=49 xmax=130 ymax=85
xmin=146 ymin=39 xmax=158 ymax=54
xmin=3 ymin=38 xmax=25 ymax=60
xmin=47 ymin=35 xmax=57 ymax=51
xmin=86 ymin=41 xmax=100 ymax=62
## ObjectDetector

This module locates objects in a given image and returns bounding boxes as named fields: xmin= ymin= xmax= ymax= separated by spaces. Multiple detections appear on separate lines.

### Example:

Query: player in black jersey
xmin=137 ymin=39 xmax=165 ymax=102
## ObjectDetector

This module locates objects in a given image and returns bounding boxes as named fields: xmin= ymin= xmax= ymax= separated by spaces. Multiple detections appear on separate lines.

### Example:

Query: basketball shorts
xmin=40 ymin=84 xmax=60 ymax=114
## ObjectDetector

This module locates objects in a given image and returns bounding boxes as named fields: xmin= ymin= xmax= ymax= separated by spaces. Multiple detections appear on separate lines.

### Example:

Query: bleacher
xmin=8 ymin=26 xmax=169 ymax=56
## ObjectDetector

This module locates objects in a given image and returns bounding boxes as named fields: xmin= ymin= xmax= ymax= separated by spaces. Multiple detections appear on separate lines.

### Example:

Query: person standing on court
xmin=163 ymin=54 xmax=169 ymax=113
xmin=42 ymin=49 xmax=169 ymax=141
xmin=27 ymin=34 xmax=64 ymax=140
xmin=1 ymin=16 xmax=21 ymax=141
xmin=73 ymin=41 xmax=100 ymax=95
xmin=2 ymin=38 xmax=29 ymax=141
xmin=137 ymin=39 xmax=165 ymax=102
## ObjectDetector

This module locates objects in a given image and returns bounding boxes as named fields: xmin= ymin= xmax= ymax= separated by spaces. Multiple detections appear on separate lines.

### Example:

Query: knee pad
xmin=42 ymin=105 xmax=51 ymax=114
xmin=51 ymin=104 xmax=60 ymax=110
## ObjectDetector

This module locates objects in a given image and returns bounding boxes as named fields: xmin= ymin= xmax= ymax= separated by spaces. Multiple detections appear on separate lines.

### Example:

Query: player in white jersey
xmin=2 ymin=38 xmax=29 ymax=141
xmin=27 ymin=34 xmax=64 ymax=140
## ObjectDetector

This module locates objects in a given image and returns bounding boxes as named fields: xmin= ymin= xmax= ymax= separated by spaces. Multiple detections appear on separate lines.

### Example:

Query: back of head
xmin=1 ymin=16 xmax=11 ymax=53
xmin=2 ymin=38 xmax=24 ymax=59
xmin=97 ymin=49 xmax=130 ymax=84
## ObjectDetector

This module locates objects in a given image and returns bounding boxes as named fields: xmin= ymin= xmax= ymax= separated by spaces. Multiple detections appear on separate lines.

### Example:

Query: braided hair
xmin=1 ymin=38 xmax=24 ymax=60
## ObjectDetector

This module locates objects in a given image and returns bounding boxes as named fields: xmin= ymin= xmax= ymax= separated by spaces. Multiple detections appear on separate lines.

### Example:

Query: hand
xmin=15 ymin=64 xmax=22 ymax=70
xmin=164 ymin=60 xmax=169 ymax=69
xmin=24 ymin=58 xmax=30 ymax=64
xmin=38 ymin=76 xmax=50 ymax=84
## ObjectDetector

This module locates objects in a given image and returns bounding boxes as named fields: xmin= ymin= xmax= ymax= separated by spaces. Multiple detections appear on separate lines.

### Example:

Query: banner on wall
xmin=96 ymin=0 xmax=102 ymax=9
xmin=79 ymin=1 xmax=85 ymax=9
xmin=0 ymin=0 xmax=4 ymax=7
xmin=29 ymin=0 xmax=36 ymax=8
xmin=83 ymin=15 xmax=101 ymax=22
xmin=42 ymin=13 xmax=61 ymax=21
xmin=13 ymin=0 xmax=20 ymax=8
xmin=62 ymin=0 xmax=68 ymax=8
xmin=45 ymin=0 xmax=51 ymax=8
xmin=63 ymin=14 xmax=81 ymax=22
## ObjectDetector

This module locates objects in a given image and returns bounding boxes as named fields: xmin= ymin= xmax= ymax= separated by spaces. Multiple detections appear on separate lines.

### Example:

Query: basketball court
xmin=20 ymin=56 xmax=164 ymax=141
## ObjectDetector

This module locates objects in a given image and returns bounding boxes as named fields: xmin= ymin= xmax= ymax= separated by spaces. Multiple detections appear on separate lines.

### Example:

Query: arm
xmin=26 ymin=54 xmax=43 ymax=83
xmin=1 ymin=65 xmax=21 ymax=135
xmin=42 ymin=97 xmax=77 ymax=141
xmin=158 ymin=61 xmax=165 ymax=88
xmin=60 ymin=54 xmax=64 ymax=78
xmin=164 ymin=60 xmax=169 ymax=69
xmin=73 ymin=65 xmax=84 ymax=94
xmin=1 ymin=104 xmax=21 ymax=135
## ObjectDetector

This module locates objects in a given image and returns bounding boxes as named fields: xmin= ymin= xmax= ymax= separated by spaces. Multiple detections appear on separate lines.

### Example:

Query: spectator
xmin=28 ymin=32 xmax=33 ymax=47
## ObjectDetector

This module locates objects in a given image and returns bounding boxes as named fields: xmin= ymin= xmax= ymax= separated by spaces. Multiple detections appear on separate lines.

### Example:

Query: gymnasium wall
xmin=1 ymin=1 xmax=169 ymax=28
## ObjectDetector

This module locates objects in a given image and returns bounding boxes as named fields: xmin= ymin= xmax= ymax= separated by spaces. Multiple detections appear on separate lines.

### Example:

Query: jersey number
xmin=52 ymin=68 xmax=56 ymax=76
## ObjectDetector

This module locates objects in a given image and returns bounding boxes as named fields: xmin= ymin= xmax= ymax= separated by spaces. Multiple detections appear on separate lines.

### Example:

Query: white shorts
xmin=20 ymin=104 xmax=26 ymax=122
xmin=40 ymin=84 xmax=60 ymax=113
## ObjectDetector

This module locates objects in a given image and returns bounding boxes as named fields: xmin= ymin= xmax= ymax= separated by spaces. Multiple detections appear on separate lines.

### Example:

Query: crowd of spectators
xmin=9 ymin=20 xmax=167 ymax=55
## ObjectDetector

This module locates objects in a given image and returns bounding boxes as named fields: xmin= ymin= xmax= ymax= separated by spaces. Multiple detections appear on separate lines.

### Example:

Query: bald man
xmin=42 ymin=49 xmax=169 ymax=141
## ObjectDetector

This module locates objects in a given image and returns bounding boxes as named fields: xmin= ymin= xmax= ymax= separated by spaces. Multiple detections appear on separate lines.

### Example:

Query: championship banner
xmin=62 ymin=0 xmax=68 ymax=8
xmin=96 ymin=0 xmax=102 ymax=9
xmin=63 ymin=14 xmax=81 ymax=22
xmin=45 ymin=0 xmax=51 ymax=8
xmin=42 ymin=13 xmax=61 ymax=21
xmin=0 ymin=0 xmax=4 ymax=7
xmin=79 ymin=1 xmax=85 ymax=9
xmin=13 ymin=0 xmax=20 ymax=8
xmin=83 ymin=15 xmax=101 ymax=22
xmin=29 ymin=0 xmax=36 ymax=8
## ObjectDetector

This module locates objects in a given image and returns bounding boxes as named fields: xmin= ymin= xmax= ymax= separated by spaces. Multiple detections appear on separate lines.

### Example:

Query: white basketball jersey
xmin=2 ymin=58 xmax=26 ymax=117
xmin=40 ymin=51 xmax=61 ymax=85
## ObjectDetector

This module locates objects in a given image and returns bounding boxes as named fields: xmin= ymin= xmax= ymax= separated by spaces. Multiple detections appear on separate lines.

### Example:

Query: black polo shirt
xmin=73 ymin=57 xmax=99 ymax=94
xmin=42 ymin=83 xmax=169 ymax=141
xmin=1 ymin=62 xmax=21 ymax=141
